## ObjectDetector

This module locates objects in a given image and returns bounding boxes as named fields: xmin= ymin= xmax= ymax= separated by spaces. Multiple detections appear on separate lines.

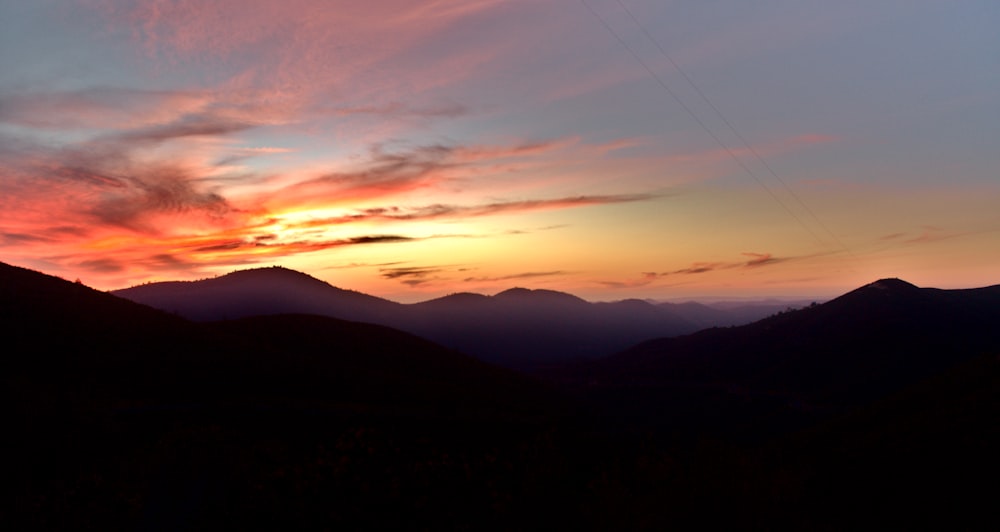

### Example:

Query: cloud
xmin=600 ymin=252 xmax=795 ymax=288
xmin=137 ymin=253 xmax=195 ymax=271
xmin=190 ymin=234 xmax=415 ymax=255
xmin=92 ymin=0 xmax=513 ymax=113
xmin=88 ymin=169 xmax=235 ymax=232
xmin=0 ymin=88 xmax=213 ymax=130
xmin=902 ymin=226 xmax=958 ymax=244
xmin=0 ymin=232 xmax=55 ymax=245
xmin=672 ymin=263 xmax=725 ymax=275
xmin=463 ymin=271 xmax=566 ymax=282
xmin=379 ymin=265 xmax=445 ymax=287
xmin=0 ymin=127 xmax=258 ymax=236
xmin=742 ymin=252 xmax=784 ymax=268
xmin=330 ymin=101 xmax=468 ymax=118
xmin=379 ymin=266 xmax=443 ymax=280
xmin=598 ymin=271 xmax=689 ymax=289
xmin=268 ymin=145 xmax=458 ymax=209
xmin=386 ymin=194 xmax=656 ymax=219
xmin=452 ymin=139 xmax=575 ymax=162
xmin=322 ymin=261 xmax=407 ymax=270
xmin=290 ymin=194 xmax=657 ymax=228
xmin=262 ymin=134 xmax=654 ymax=213
xmin=113 ymin=114 xmax=255 ymax=144
xmin=877 ymin=226 xmax=962 ymax=246
xmin=76 ymin=258 xmax=126 ymax=273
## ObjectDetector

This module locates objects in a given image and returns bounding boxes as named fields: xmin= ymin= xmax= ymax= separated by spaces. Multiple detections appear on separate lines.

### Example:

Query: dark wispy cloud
xmin=670 ymin=263 xmax=723 ymax=275
xmin=379 ymin=266 xmax=444 ymax=280
xmin=378 ymin=265 xmax=448 ymax=286
xmin=601 ymin=252 xmax=795 ymax=288
xmin=76 ymin=258 xmax=126 ymax=273
xmin=113 ymin=114 xmax=254 ymax=144
xmin=877 ymin=226 xmax=963 ymax=246
xmin=192 ymin=234 xmax=415 ymax=254
xmin=263 ymin=137 xmax=605 ymax=211
xmin=291 ymin=194 xmax=657 ymax=228
xmin=88 ymin=169 xmax=234 ymax=231
xmin=463 ymin=271 xmax=567 ymax=282
xmin=1 ymin=131 xmax=244 ymax=234
xmin=0 ymin=232 xmax=55 ymax=245
xmin=742 ymin=252 xmax=784 ymax=268
xmin=903 ymin=226 xmax=961 ymax=244
xmin=0 ymin=226 xmax=90 ymax=248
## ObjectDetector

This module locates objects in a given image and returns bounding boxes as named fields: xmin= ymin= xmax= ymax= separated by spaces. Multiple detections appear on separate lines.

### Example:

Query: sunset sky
xmin=2 ymin=0 xmax=997 ymax=302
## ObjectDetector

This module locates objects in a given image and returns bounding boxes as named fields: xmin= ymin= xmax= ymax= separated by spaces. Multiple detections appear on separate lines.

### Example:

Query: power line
xmin=579 ymin=0 xmax=832 ymax=251
xmin=614 ymin=0 xmax=855 ymax=259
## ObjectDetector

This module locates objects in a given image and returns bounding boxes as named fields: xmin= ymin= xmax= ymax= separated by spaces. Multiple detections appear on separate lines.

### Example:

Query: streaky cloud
xmin=113 ymin=114 xmax=255 ymax=144
xmin=463 ymin=271 xmax=567 ymax=282
xmin=290 ymin=194 xmax=658 ymax=228
xmin=380 ymin=266 xmax=444 ymax=280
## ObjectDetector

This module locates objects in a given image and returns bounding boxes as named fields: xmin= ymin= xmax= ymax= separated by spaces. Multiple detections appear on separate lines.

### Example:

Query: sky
xmin=1 ymin=0 xmax=998 ymax=302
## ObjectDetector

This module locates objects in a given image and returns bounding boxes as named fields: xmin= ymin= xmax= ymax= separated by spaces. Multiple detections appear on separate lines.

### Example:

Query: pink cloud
xmin=287 ymin=193 xmax=656 ymax=229
xmin=0 ymin=88 xmax=213 ymax=130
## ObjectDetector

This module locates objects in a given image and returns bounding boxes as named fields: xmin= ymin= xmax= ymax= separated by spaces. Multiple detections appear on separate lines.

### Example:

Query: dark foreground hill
xmin=6 ymin=262 xmax=999 ymax=529
xmin=1 ymin=262 xmax=591 ymax=529
xmin=557 ymin=278 xmax=1000 ymax=437
xmin=113 ymin=267 xmax=794 ymax=369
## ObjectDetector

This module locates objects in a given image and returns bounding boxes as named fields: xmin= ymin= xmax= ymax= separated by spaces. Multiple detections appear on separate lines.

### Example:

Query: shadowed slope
xmin=208 ymin=314 xmax=558 ymax=418
xmin=6 ymin=262 xmax=999 ymax=529
xmin=567 ymin=278 xmax=1000 ymax=437
xmin=2 ymin=261 xmax=558 ymax=416
xmin=2 ymin=261 xmax=575 ymax=529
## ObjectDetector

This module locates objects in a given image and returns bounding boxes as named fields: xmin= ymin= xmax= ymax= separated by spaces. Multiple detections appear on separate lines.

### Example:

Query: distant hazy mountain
xmin=562 ymin=278 xmax=1000 ymax=437
xmin=115 ymin=267 xmax=712 ymax=368
xmin=659 ymin=298 xmax=817 ymax=328
xmin=111 ymin=266 xmax=404 ymax=323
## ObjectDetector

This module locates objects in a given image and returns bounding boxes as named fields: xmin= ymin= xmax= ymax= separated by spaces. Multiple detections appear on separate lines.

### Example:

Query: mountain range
xmin=5 ymin=260 xmax=998 ymax=529
xmin=112 ymin=266 xmax=812 ymax=369
xmin=552 ymin=277 xmax=1000 ymax=439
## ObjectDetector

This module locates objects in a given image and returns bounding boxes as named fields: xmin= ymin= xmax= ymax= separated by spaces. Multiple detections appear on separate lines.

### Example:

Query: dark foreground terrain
xmin=4 ymin=261 xmax=998 ymax=529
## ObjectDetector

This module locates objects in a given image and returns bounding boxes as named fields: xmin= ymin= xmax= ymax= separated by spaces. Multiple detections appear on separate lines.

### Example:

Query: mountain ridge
xmin=111 ymin=265 xmax=823 ymax=368
xmin=6 ymin=261 xmax=998 ymax=528
xmin=113 ymin=267 xmax=699 ymax=368
xmin=552 ymin=276 xmax=1000 ymax=440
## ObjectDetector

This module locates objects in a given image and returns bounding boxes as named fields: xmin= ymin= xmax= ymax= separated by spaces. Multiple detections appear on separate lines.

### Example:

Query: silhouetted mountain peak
xmin=829 ymin=277 xmax=926 ymax=308
xmin=113 ymin=265 xmax=399 ymax=322
xmin=212 ymin=265 xmax=338 ymax=288
xmin=494 ymin=287 xmax=587 ymax=305
xmin=865 ymin=278 xmax=919 ymax=291
xmin=416 ymin=292 xmax=492 ymax=308
xmin=223 ymin=265 xmax=315 ymax=279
